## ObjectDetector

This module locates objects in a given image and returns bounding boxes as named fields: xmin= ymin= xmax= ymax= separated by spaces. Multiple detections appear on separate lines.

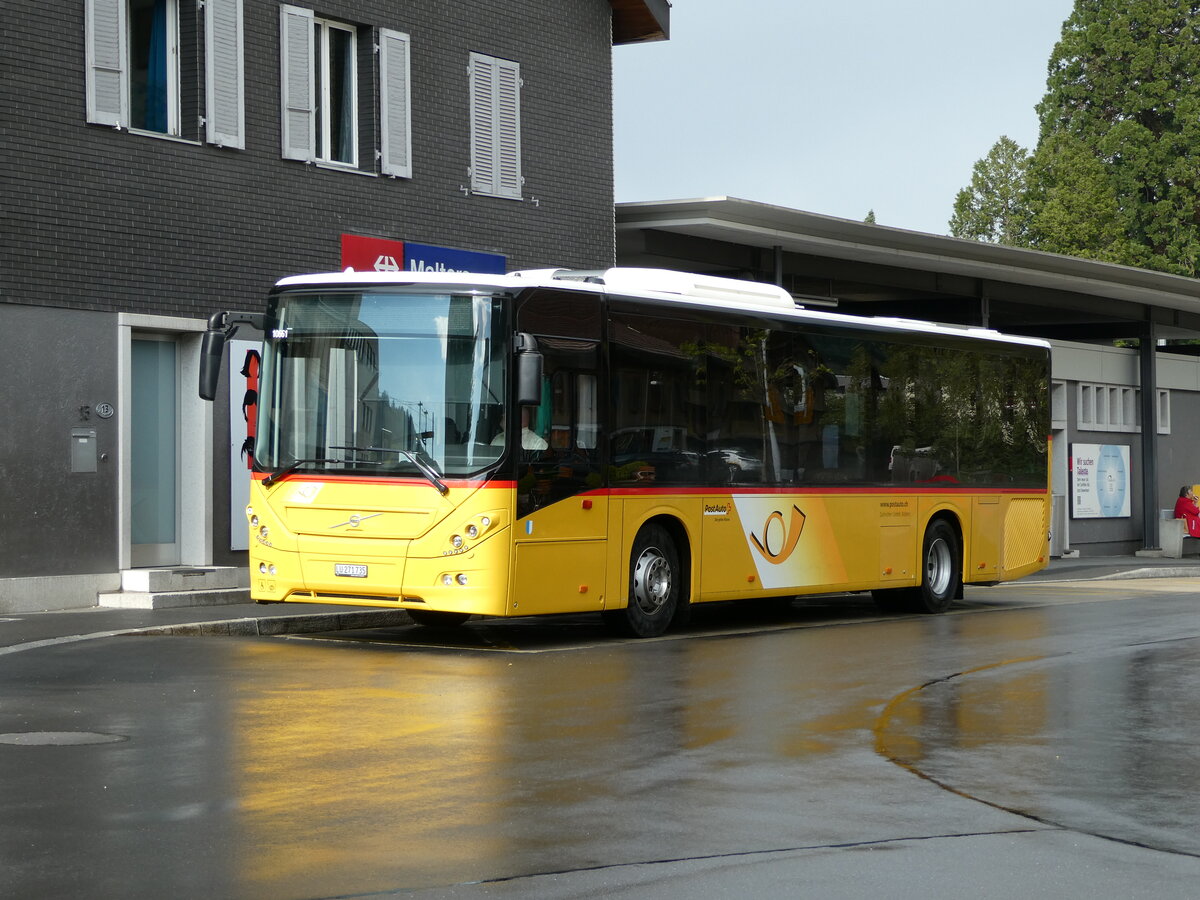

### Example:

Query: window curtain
xmin=333 ymin=29 xmax=354 ymax=162
xmin=145 ymin=0 xmax=168 ymax=132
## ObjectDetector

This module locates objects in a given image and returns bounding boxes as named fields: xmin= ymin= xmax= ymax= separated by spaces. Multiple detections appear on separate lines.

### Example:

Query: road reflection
xmin=877 ymin=627 xmax=1200 ymax=855
xmin=229 ymin=608 xmax=921 ymax=895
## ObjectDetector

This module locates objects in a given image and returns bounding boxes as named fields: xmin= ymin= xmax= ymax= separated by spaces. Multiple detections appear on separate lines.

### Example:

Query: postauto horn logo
xmin=749 ymin=505 xmax=806 ymax=565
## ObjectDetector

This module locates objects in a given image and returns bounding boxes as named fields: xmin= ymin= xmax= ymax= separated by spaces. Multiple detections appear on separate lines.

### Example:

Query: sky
xmin=613 ymin=0 xmax=1077 ymax=236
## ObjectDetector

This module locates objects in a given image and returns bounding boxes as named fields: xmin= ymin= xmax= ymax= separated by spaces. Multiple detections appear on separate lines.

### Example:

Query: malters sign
xmin=340 ymin=234 xmax=505 ymax=274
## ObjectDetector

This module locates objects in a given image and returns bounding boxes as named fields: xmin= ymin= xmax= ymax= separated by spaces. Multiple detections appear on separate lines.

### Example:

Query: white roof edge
xmin=273 ymin=267 xmax=1048 ymax=349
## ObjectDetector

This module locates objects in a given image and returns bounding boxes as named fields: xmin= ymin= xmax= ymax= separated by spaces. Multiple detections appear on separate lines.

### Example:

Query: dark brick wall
xmin=2 ymin=0 xmax=616 ymax=320
xmin=0 ymin=0 xmax=619 ymax=587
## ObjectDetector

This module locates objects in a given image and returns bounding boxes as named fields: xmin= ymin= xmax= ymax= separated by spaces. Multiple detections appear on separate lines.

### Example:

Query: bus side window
xmin=514 ymin=289 xmax=604 ymax=515
xmin=608 ymin=312 xmax=704 ymax=486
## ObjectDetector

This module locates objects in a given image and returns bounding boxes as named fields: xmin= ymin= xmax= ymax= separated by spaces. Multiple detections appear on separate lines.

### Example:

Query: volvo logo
xmin=331 ymin=512 xmax=382 ymax=529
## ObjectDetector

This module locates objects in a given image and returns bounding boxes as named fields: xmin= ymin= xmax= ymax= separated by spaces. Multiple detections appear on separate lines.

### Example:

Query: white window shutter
xmin=205 ymin=0 xmax=245 ymax=148
xmin=85 ymin=0 xmax=127 ymax=127
xmin=494 ymin=59 xmax=522 ymax=199
xmin=469 ymin=54 xmax=522 ymax=200
xmin=279 ymin=4 xmax=315 ymax=161
xmin=469 ymin=53 xmax=496 ymax=195
xmin=379 ymin=29 xmax=412 ymax=178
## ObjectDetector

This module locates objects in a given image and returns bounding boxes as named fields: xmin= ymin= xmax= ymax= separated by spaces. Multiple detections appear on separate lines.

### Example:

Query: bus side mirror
xmin=198 ymin=311 xmax=264 ymax=401
xmin=199 ymin=327 xmax=226 ymax=401
xmin=515 ymin=333 xmax=543 ymax=406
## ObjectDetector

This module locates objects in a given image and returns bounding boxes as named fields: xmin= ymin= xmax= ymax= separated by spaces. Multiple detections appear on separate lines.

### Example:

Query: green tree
xmin=949 ymin=136 xmax=1030 ymax=244
xmin=952 ymin=2 xmax=1200 ymax=276
xmin=1024 ymin=132 xmax=1129 ymax=262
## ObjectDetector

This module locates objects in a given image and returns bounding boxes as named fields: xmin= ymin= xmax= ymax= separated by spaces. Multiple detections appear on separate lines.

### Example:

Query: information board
xmin=1071 ymin=443 xmax=1131 ymax=519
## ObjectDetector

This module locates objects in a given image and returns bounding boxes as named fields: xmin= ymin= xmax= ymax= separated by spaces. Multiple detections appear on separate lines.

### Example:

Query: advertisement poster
xmin=1071 ymin=443 xmax=1131 ymax=519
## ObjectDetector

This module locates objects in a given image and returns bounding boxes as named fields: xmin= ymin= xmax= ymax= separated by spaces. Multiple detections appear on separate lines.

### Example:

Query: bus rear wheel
xmin=612 ymin=524 xmax=682 ymax=638
xmin=406 ymin=609 xmax=472 ymax=627
xmin=912 ymin=519 xmax=960 ymax=614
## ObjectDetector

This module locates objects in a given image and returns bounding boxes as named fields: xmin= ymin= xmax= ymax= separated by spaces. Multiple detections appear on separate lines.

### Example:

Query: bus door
xmin=509 ymin=290 xmax=606 ymax=616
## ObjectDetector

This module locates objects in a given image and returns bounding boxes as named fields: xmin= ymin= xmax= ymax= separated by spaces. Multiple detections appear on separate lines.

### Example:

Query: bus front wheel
xmin=613 ymin=524 xmax=682 ymax=638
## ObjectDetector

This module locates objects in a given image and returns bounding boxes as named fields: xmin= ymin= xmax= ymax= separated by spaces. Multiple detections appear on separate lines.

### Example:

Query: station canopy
xmin=616 ymin=197 xmax=1200 ymax=346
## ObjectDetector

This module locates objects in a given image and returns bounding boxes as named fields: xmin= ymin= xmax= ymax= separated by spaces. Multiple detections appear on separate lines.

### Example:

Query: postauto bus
xmin=199 ymin=267 xmax=1050 ymax=637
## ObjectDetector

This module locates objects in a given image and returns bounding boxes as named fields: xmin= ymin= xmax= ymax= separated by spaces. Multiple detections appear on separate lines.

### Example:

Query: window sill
xmin=124 ymin=127 xmax=202 ymax=147
xmin=468 ymin=190 xmax=524 ymax=201
xmin=306 ymin=159 xmax=379 ymax=178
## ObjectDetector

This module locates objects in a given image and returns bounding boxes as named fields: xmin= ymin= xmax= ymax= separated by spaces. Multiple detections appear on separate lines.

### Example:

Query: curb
xmin=125 ymin=608 xmax=415 ymax=637
xmin=1092 ymin=566 xmax=1200 ymax=581
xmin=0 ymin=609 xmax=414 ymax=657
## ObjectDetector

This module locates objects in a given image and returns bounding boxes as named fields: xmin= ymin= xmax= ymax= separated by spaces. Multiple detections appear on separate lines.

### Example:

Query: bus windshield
xmin=255 ymin=289 xmax=507 ymax=479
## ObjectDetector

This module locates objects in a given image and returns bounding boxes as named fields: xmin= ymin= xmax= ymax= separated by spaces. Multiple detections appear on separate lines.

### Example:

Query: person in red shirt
xmin=1173 ymin=485 xmax=1200 ymax=538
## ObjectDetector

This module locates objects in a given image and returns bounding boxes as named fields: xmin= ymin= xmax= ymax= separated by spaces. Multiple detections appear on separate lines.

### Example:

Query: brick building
xmin=0 ymin=0 xmax=669 ymax=611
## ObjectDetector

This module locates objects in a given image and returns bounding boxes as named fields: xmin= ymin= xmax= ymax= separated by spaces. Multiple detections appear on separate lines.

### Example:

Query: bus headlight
xmin=456 ymin=574 xmax=468 ymax=586
xmin=450 ymin=534 xmax=464 ymax=549
xmin=462 ymin=516 xmax=494 ymax=539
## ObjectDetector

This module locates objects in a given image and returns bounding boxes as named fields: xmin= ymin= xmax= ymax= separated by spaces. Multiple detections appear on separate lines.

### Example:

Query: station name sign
xmin=340 ymin=234 xmax=506 ymax=275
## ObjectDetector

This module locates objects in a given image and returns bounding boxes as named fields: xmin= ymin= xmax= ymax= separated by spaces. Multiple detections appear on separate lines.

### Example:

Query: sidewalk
xmin=2 ymin=555 xmax=1198 ymax=652
xmin=1022 ymin=553 xmax=1200 ymax=583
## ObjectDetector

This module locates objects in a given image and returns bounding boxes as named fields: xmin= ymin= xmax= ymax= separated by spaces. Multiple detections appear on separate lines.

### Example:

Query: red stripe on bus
xmin=251 ymin=472 xmax=516 ymax=489
xmin=598 ymin=486 xmax=1046 ymax=498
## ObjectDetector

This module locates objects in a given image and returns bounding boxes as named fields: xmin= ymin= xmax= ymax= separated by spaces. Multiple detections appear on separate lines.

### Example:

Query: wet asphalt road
xmin=1 ymin=579 xmax=1199 ymax=899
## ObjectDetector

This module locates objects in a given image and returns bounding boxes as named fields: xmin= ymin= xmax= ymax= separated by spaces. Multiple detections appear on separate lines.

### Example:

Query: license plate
xmin=334 ymin=563 xmax=368 ymax=578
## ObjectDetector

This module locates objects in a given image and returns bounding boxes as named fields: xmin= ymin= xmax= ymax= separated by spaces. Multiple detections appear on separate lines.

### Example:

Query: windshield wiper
xmin=262 ymin=457 xmax=335 ymax=488
xmin=328 ymin=445 xmax=449 ymax=496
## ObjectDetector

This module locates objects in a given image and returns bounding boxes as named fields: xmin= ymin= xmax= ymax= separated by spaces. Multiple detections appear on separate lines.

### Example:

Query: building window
xmin=282 ymin=6 xmax=358 ymax=165
xmin=1158 ymin=389 xmax=1171 ymax=435
xmin=314 ymin=18 xmax=357 ymax=165
xmin=86 ymin=0 xmax=244 ymax=147
xmin=1050 ymin=380 xmax=1067 ymax=430
xmin=280 ymin=8 xmax=409 ymax=175
xmin=1076 ymin=382 xmax=1148 ymax=433
xmin=128 ymin=0 xmax=178 ymax=134
xmin=469 ymin=52 xmax=522 ymax=199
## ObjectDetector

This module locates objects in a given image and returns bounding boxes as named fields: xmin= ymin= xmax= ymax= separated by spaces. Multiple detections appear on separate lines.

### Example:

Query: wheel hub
xmin=632 ymin=547 xmax=671 ymax=614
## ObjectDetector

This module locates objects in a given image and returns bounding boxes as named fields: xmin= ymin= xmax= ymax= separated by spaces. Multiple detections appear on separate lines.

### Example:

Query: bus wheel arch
xmin=872 ymin=513 xmax=963 ymax=615
xmin=608 ymin=516 xmax=692 ymax=637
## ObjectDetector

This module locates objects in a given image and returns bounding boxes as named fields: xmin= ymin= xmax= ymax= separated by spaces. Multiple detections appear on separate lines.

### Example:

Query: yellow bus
xmin=199 ymin=267 xmax=1050 ymax=637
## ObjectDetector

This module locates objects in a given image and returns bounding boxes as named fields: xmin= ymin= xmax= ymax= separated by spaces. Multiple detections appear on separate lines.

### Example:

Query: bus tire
xmin=619 ymin=523 xmax=682 ymax=638
xmin=407 ymin=609 xmax=472 ymax=627
xmin=913 ymin=519 xmax=960 ymax=614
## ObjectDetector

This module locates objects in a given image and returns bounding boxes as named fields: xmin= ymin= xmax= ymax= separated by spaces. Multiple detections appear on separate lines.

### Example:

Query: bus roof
xmin=275 ymin=267 xmax=1051 ymax=352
